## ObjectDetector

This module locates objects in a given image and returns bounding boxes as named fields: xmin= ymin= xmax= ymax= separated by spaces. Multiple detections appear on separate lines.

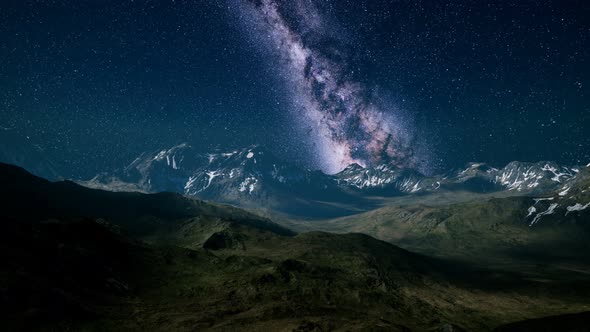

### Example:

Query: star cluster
xmin=233 ymin=0 xmax=427 ymax=174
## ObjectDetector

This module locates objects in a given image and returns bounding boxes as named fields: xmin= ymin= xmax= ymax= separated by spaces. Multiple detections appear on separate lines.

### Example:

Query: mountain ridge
xmin=78 ymin=143 xmax=587 ymax=219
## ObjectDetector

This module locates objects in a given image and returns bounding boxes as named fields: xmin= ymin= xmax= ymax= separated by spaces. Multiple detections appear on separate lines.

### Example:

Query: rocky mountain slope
xmin=80 ymin=144 xmax=374 ymax=218
xmin=299 ymin=164 xmax=590 ymax=272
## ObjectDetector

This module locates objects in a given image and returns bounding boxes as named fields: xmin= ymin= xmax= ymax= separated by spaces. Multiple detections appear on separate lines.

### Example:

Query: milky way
xmin=234 ymin=0 xmax=425 ymax=174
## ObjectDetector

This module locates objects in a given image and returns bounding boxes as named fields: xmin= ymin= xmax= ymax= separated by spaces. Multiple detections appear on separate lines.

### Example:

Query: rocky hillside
xmin=301 ymin=164 xmax=590 ymax=270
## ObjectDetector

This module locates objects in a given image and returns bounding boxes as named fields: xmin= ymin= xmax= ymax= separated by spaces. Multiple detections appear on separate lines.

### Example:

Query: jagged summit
xmin=340 ymin=163 xmax=365 ymax=173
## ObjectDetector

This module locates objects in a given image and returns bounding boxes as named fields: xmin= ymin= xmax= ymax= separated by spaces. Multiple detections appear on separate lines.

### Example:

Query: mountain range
xmin=79 ymin=143 xmax=586 ymax=219
xmin=2 ymin=139 xmax=590 ymax=330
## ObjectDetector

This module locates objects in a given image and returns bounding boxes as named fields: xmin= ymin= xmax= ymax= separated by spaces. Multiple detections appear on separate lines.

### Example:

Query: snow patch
xmin=566 ymin=203 xmax=590 ymax=215
xmin=172 ymin=155 xmax=178 ymax=170
xmin=558 ymin=186 xmax=570 ymax=197
xmin=203 ymin=171 xmax=220 ymax=190
xmin=530 ymin=203 xmax=558 ymax=226
xmin=526 ymin=206 xmax=537 ymax=217
xmin=124 ymin=157 xmax=142 ymax=172
xmin=541 ymin=164 xmax=570 ymax=182
xmin=534 ymin=197 xmax=554 ymax=204
xmin=410 ymin=181 xmax=422 ymax=193
xmin=153 ymin=150 xmax=167 ymax=161
xmin=239 ymin=177 xmax=257 ymax=194
xmin=184 ymin=176 xmax=197 ymax=191
xmin=398 ymin=178 xmax=417 ymax=192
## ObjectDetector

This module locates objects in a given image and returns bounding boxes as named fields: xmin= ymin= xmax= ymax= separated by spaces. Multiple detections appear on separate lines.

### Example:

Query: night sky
xmin=1 ymin=0 xmax=589 ymax=179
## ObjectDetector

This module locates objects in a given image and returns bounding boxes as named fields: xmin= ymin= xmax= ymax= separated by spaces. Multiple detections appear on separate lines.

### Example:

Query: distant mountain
xmin=335 ymin=163 xmax=431 ymax=194
xmin=81 ymin=144 xmax=374 ymax=218
xmin=80 ymin=143 xmax=585 ymax=218
xmin=0 ymin=128 xmax=61 ymax=180
xmin=335 ymin=160 xmax=580 ymax=195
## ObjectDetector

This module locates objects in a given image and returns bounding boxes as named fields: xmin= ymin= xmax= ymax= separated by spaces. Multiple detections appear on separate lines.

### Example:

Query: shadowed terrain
xmin=1 ymin=163 xmax=590 ymax=331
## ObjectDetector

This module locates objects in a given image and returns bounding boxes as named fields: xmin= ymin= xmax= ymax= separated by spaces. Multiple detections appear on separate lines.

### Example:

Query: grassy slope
xmin=4 ymin=217 xmax=590 ymax=332
xmin=494 ymin=311 xmax=590 ymax=331
xmin=293 ymin=194 xmax=590 ymax=268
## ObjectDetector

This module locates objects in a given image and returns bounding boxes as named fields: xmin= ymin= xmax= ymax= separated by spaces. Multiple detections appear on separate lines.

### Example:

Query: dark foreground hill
xmin=1 ymin=163 xmax=590 ymax=331
xmin=494 ymin=311 xmax=590 ymax=332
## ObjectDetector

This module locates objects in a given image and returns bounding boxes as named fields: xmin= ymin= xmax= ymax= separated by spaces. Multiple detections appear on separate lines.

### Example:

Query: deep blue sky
xmin=1 ymin=0 xmax=589 ymax=179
